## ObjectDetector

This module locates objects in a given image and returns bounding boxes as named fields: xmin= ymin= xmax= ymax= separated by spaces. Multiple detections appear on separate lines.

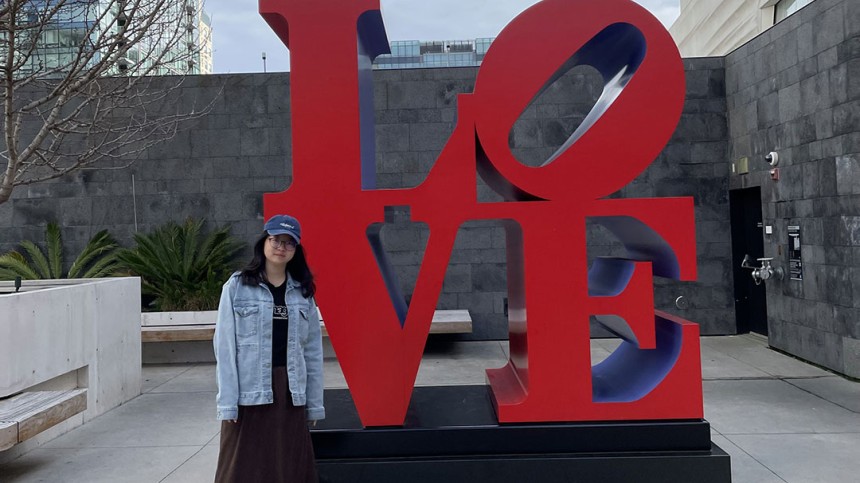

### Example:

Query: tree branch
xmin=0 ymin=0 xmax=219 ymax=204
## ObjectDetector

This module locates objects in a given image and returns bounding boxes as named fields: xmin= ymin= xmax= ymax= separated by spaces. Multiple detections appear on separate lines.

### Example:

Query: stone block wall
xmin=0 ymin=60 xmax=734 ymax=340
xmin=725 ymin=0 xmax=860 ymax=376
xmin=370 ymin=60 xmax=732 ymax=338
xmin=0 ymin=74 xmax=287 ymax=261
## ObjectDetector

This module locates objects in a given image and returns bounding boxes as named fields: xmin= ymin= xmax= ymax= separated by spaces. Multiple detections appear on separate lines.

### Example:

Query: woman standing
xmin=214 ymin=214 xmax=324 ymax=482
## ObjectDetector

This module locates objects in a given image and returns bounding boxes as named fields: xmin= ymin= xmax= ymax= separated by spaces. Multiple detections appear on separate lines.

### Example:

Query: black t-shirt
xmin=265 ymin=281 xmax=289 ymax=367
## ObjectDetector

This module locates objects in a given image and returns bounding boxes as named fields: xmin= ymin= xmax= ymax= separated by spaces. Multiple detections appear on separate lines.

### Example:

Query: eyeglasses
xmin=268 ymin=237 xmax=297 ymax=250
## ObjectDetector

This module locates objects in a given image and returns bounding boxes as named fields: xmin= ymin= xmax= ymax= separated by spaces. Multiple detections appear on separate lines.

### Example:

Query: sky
xmin=204 ymin=0 xmax=681 ymax=74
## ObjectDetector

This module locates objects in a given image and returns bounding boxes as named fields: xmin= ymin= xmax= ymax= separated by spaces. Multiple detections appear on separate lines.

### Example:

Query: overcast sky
xmin=205 ymin=0 xmax=680 ymax=74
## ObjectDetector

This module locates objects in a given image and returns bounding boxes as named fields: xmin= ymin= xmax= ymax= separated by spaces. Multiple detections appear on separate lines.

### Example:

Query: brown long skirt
xmin=214 ymin=367 xmax=318 ymax=483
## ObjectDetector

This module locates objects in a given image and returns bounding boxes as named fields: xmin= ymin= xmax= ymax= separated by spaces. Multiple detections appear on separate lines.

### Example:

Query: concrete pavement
xmin=1 ymin=334 xmax=858 ymax=482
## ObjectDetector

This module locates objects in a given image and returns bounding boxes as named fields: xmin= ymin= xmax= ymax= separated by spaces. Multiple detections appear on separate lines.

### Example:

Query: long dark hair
xmin=239 ymin=232 xmax=316 ymax=298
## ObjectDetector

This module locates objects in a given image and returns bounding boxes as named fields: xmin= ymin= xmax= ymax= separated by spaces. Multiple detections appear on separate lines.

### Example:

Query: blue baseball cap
xmin=264 ymin=214 xmax=301 ymax=243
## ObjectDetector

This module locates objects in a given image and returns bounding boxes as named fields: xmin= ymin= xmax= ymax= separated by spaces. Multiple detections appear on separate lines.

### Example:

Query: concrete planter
xmin=0 ymin=278 xmax=142 ymax=462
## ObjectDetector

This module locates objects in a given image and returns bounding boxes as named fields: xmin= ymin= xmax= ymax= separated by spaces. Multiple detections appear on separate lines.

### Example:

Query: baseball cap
xmin=264 ymin=214 xmax=301 ymax=243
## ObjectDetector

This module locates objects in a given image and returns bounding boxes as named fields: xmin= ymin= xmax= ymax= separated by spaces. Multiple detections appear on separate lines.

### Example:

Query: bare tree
xmin=0 ymin=0 xmax=217 ymax=205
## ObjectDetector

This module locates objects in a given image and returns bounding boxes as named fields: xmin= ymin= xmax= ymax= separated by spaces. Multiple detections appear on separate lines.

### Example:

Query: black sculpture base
xmin=313 ymin=385 xmax=731 ymax=483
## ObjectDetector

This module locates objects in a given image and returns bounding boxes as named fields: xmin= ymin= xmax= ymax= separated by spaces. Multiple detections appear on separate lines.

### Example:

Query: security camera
xmin=765 ymin=151 xmax=779 ymax=166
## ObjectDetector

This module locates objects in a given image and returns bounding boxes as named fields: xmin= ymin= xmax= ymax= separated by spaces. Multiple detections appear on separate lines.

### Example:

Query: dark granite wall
xmin=2 ymin=0 xmax=855 ymax=376
xmin=0 ymin=59 xmax=732 ymax=340
xmin=725 ymin=0 xmax=859 ymax=376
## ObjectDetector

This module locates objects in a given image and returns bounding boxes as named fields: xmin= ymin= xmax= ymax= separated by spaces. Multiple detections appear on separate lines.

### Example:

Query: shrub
xmin=117 ymin=219 xmax=243 ymax=311
xmin=0 ymin=223 xmax=119 ymax=280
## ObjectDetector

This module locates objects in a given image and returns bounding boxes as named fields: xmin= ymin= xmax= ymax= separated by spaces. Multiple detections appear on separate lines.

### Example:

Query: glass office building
xmin=373 ymin=38 xmax=494 ymax=70
xmin=2 ymin=0 xmax=212 ymax=78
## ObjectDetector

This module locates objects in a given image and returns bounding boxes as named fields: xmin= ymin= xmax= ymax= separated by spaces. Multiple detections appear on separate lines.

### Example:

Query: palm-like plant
xmin=117 ymin=219 xmax=243 ymax=311
xmin=0 ymin=223 xmax=120 ymax=280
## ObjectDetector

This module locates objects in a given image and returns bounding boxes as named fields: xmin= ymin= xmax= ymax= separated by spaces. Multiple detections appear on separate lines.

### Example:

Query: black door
xmin=729 ymin=187 xmax=768 ymax=335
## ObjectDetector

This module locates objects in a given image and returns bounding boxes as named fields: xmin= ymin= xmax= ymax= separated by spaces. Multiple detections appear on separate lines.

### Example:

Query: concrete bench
xmin=0 ymin=389 xmax=87 ymax=451
xmin=142 ymin=309 xmax=472 ymax=343
xmin=141 ymin=311 xmax=216 ymax=343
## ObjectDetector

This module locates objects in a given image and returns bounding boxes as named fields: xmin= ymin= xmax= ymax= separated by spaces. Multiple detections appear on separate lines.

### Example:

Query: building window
xmin=373 ymin=38 xmax=493 ymax=70
xmin=475 ymin=38 xmax=493 ymax=55
xmin=775 ymin=0 xmax=813 ymax=22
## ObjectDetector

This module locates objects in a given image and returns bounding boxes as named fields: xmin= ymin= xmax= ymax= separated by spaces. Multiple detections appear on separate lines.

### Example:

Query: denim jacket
xmin=214 ymin=272 xmax=325 ymax=421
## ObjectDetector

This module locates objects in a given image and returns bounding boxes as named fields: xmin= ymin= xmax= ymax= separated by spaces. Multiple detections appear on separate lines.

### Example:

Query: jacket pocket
xmin=236 ymin=345 xmax=259 ymax=388
xmin=234 ymin=305 xmax=260 ymax=340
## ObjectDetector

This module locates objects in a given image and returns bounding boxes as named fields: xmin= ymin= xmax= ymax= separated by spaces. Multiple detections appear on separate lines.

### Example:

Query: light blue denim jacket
xmin=214 ymin=272 xmax=325 ymax=421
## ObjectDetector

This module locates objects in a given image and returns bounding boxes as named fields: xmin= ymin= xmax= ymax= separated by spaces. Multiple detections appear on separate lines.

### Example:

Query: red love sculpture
xmin=260 ymin=0 xmax=702 ymax=427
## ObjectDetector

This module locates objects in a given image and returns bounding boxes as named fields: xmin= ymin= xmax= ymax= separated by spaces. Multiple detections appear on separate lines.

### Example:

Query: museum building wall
xmin=724 ymin=0 xmax=860 ymax=377
xmin=0 ymin=58 xmax=733 ymax=341
xmin=1 ymin=0 xmax=855 ymax=377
